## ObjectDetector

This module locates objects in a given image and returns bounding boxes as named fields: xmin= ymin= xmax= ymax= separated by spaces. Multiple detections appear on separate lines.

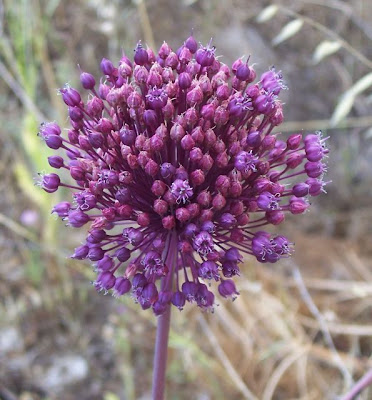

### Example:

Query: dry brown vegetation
xmin=1 ymin=0 xmax=372 ymax=399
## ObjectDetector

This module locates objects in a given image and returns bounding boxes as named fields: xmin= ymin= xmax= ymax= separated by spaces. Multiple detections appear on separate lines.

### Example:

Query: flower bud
xmin=218 ymin=280 xmax=239 ymax=299
xmin=162 ymin=215 xmax=175 ymax=230
xmin=162 ymin=52 xmax=177 ymax=70
xmin=134 ymin=42 xmax=148 ymax=65
xmin=185 ymin=35 xmax=198 ymax=53
xmin=41 ymin=173 xmax=60 ymax=193
xmin=158 ymin=41 xmax=171 ymax=59
xmin=292 ymin=182 xmax=309 ymax=197
xmin=52 ymin=201 xmax=71 ymax=217
xmin=80 ymin=71 xmax=96 ymax=89
xmin=59 ymin=86 xmax=81 ymax=106
xmin=195 ymin=44 xmax=215 ymax=67
xmin=100 ymin=58 xmax=114 ymax=76
xmin=289 ymin=197 xmax=309 ymax=214
xmin=175 ymin=207 xmax=191 ymax=223
xmin=178 ymin=72 xmax=192 ymax=89
xmin=180 ymin=134 xmax=195 ymax=151
xmin=172 ymin=291 xmax=186 ymax=310
xmin=114 ymin=277 xmax=132 ymax=296
xmin=45 ymin=134 xmax=63 ymax=150
xmin=71 ymin=245 xmax=89 ymax=260
xmin=170 ymin=123 xmax=185 ymax=142
xmin=48 ymin=155 xmax=64 ymax=168
xmin=116 ymin=247 xmax=131 ymax=262
xmin=305 ymin=161 xmax=325 ymax=178
xmin=151 ymin=180 xmax=167 ymax=196
xmin=212 ymin=193 xmax=226 ymax=210
xmin=186 ymin=86 xmax=203 ymax=106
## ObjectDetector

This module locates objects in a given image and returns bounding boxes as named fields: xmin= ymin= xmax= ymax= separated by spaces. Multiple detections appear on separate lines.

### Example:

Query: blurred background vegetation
xmin=1 ymin=0 xmax=372 ymax=399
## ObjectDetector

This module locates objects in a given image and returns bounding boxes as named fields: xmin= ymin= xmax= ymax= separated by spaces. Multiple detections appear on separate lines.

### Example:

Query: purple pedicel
xmin=40 ymin=37 xmax=329 ymax=315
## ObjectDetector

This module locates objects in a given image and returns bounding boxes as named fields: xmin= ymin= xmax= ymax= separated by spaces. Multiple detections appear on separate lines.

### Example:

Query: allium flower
xmin=40 ymin=36 xmax=329 ymax=315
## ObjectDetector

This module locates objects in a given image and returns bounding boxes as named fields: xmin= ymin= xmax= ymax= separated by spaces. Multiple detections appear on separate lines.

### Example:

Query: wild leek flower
xmin=40 ymin=37 xmax=328 ymax=315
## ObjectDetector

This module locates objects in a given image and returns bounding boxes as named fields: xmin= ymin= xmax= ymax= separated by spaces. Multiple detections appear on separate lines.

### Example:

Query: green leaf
xmin=25 ymin=249 xmax=45 ymax=285
xmin=104 ymin=392 xmax=120 ymax=400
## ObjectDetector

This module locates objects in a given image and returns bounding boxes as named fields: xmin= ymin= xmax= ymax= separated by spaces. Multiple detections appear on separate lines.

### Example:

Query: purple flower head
xmin=67 ymin=209 xmax=90 ymax=227
xmin=80 ymin=71 xmax=96 ymax=90
xmin=201 ymin=220 xmax=214 ymax=233
xmin=95 ymin=271 xmax=116 ymax=292
xmin=41 ymin=37 xmax=329 ymax=315
xmin=134 ymin=41 xmax=148 ymax=65
xmin=52 ymin=201 xmax=71 ymax=217
xmin=59 ymin=84 xmax=81 ymax=106
xmin=222 ymin=260 xmax=240 ymax=277
xmin=172 ymin=291 xmax=186 ymax=310
xmin=224 ymin=248 xmax=242 ymax=262
xmin=123 ymin=227 xmax=144 ymax=245
xmin=184 ymin=35 xmax=198 ymax=54
xmin=113 ymin=277 xmax=132 ymax=297
xmin=260 ymin=67 xmax=287 ymax=95
xmin=195 ymin=283 xmax=215 ymax=311
xmin=72 ymin=244 xmax=89 ymax=260
xmin=199 ymin=260 xmax=220 ymax=281
xmin=193 ymin=231 xmax=214 ymax=255
xmin=142 ymin=251 xmax=167 ymax=277
xmin=171 ymin=179 xmax=193 ymax=204
xmin=74 ymin=191 xmax=97 ymax=211
xmin=218 ymin=279 xmax=239 ymax=300
xmin=272 ymin=235 xmax=292 ymax=256
xmin=146 ymin=87 xmax=168 ymax=110
xmin=306 ymin=177 xmax=328 ymax=196
xmin=97 ymin=255 xmax=114 ymax=271
xmin=219 ymin=213 xmax=237 ymax=229
xmin=257 ymin=192 xmax=281 ymax=211
xmin=195 ymin=40 xmax=216 ymax=67
xmin=116 ymin=247 xmax=131 ymax=262
xmin=228 ymin=93 xmax=254 ymax=117
xmin=37 ymin=173 xmax=60 ymax=193
xmin=235 ymin=151 xmax=258 ymax=173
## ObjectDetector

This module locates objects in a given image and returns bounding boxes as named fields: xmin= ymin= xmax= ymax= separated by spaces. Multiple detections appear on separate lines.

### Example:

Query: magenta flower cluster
xmin=39 ymin=37 xmax=328 ymax=315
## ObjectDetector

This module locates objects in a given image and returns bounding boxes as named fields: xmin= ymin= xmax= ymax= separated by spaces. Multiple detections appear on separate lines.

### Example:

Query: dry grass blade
xmin=312 ymin=40 xmax=342 ymax=64
xmin=279 ymin=115 xmax=372 ymax=132
xmin=215 ymin=300 xmax=253 ymax=354
xmin=134 ymin=0 xmax=156 ymax=49
xmin=0 ymin=212 xmax=37 ymax=242
xmin=300 ymin=317 xmax=372 ymax=337
xmin=198 ymin=314 xmax=259 ymax=400
xmin=331 ymin=72 xmax=372 ymax=126
xmin=339 ymin=368 xmax=372 ymax=400
xmin=272 ymin=19 xmax=304 ymax=46
xmin=256 ymin=5 xmax=279 ymax=23
xmin=262 ymin=346 xmax=309 ymax=400
xmin=279 ymin=6 xmax=372 ymax=69
xmin=292 ymin=267 xmax=353 ymax=387
xmin=259 ymin=267 xmax=372 ymax=297
xmin=309 ymin=344 xmax=372 ymax=374
xmin=1 ymin=1 xmax=372 ymax=398
xmin=0 ymin=60 xmax=47 ymax=122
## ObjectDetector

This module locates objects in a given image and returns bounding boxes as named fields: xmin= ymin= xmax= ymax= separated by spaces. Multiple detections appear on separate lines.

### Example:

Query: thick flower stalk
xmin=39 ymin=37 xmax=328 ymax=315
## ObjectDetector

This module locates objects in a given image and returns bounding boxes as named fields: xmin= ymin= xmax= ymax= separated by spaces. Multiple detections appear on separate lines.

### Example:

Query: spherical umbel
xmin=39 ymin=36 xmax=329 ymax=315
